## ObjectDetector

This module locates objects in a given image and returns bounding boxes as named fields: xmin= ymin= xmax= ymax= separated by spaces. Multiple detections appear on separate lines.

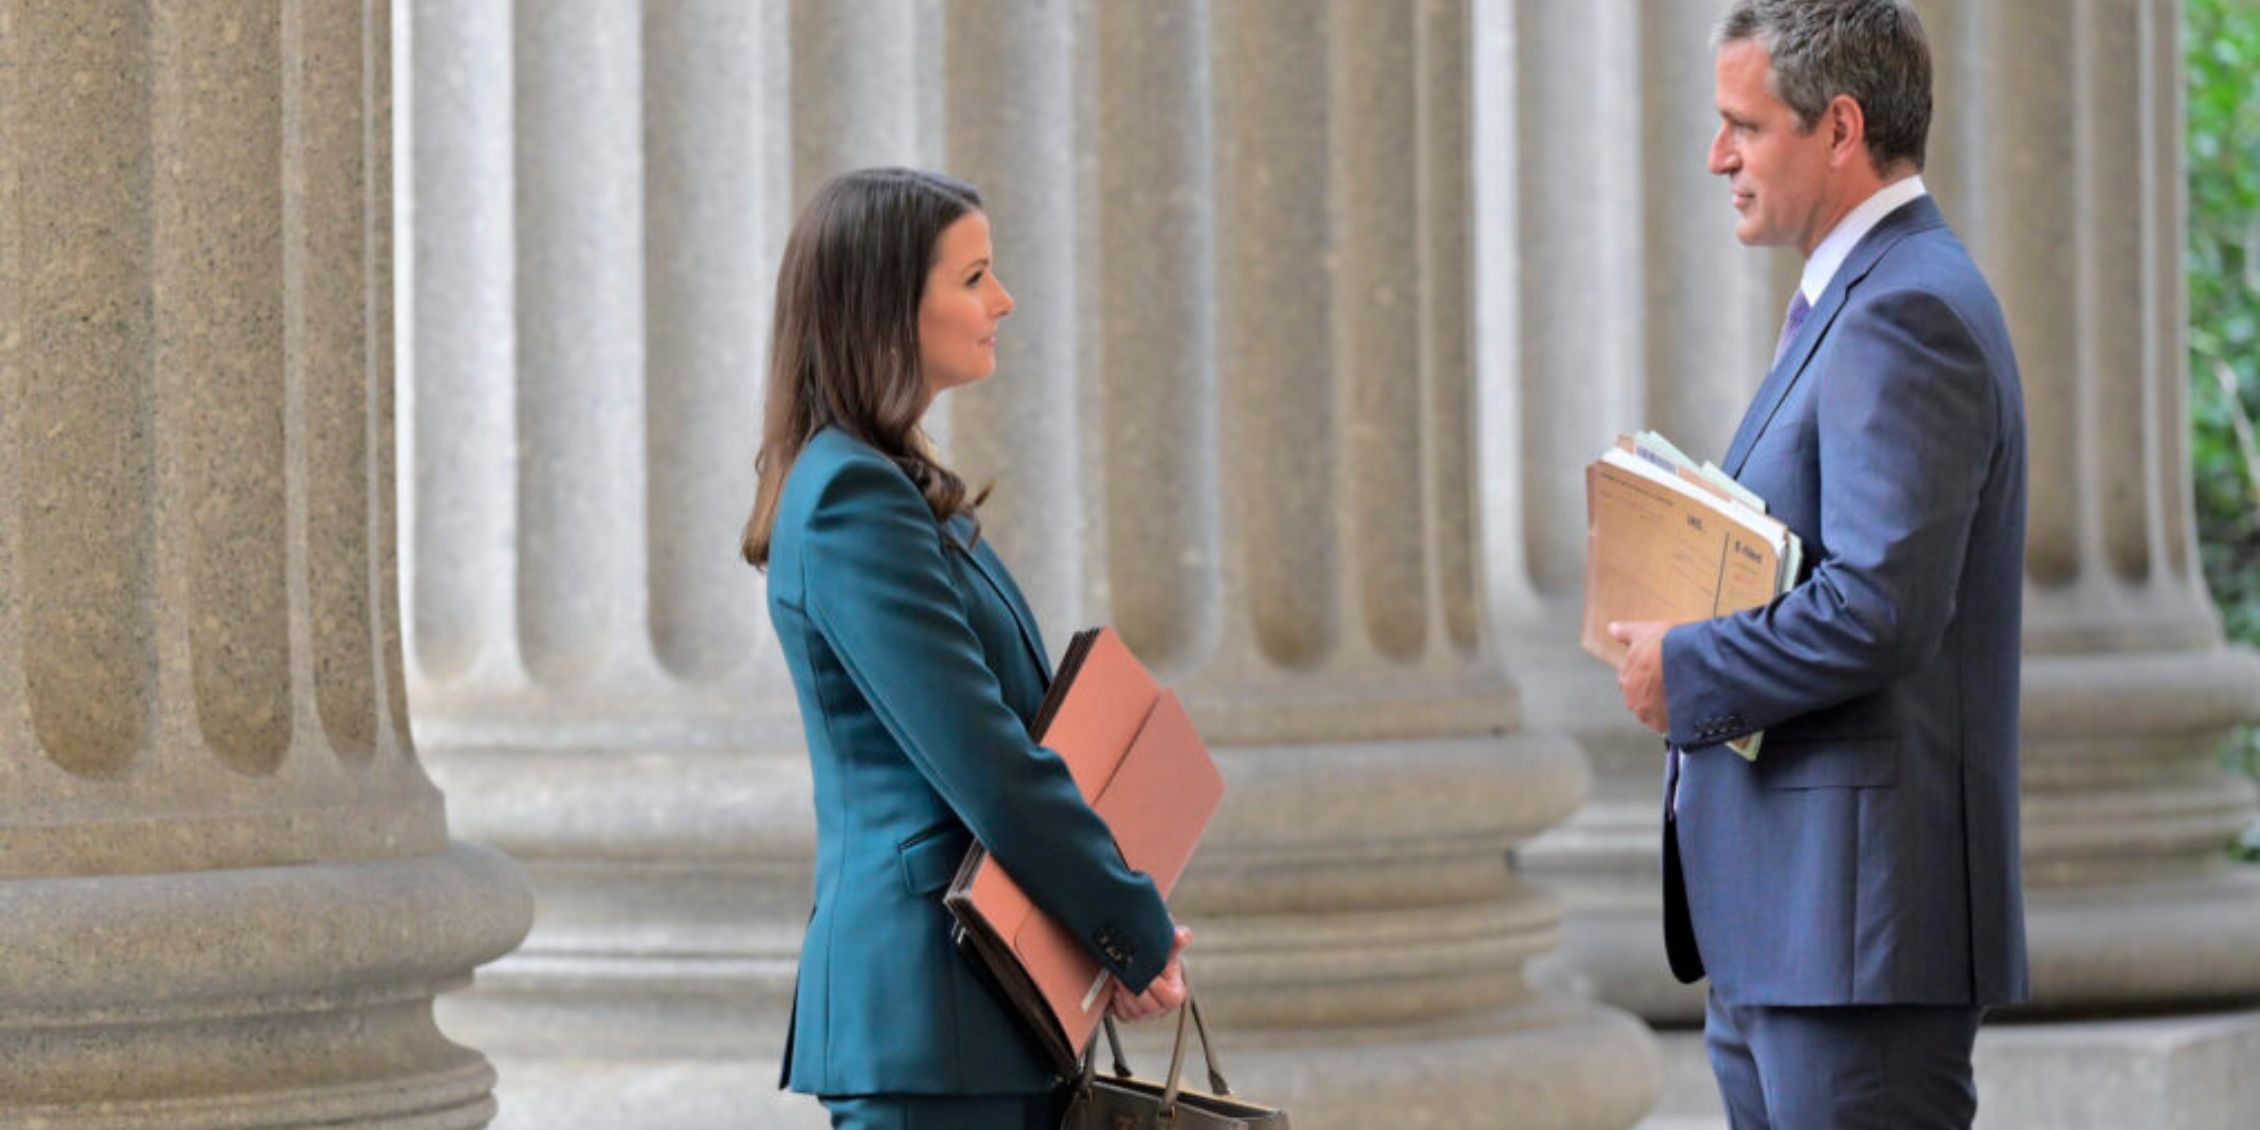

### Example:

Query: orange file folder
xmin=944 ymin=627 xmax=1225 ymax=1074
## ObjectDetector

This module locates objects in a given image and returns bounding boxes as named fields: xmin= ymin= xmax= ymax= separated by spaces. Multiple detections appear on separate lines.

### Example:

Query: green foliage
xmin=2187 ymin=0 xmax=2260 ymax=859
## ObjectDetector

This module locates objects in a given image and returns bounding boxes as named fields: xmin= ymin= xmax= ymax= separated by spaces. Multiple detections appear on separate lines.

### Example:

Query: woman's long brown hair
xmin=742 ymin=168 xmax=988 ymax=569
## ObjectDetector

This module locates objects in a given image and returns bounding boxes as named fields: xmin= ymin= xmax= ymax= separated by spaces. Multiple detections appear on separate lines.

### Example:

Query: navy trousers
xmin=1705 ymin=989 xmax=1984 ymax=1130
xmin=821 ymin=1091 xmax=1062 ymax=1130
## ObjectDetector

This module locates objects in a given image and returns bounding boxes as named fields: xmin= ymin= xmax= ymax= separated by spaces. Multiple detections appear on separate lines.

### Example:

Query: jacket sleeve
xmin=1661 ymin=285 xmax=1998 ymax=749
xmin=798 ymin=453 xmax=1175 ymax=992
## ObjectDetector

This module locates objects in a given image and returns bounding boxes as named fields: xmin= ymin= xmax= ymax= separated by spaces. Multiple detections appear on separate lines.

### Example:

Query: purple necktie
xmin=1772 ymin=290 xmax=1812 ymax=367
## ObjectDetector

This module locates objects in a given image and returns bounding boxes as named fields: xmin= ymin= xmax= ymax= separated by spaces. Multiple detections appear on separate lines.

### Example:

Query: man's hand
xmin=1608 ymin=621 xmax=1672 ymax=734
xmin=1109 ymin=925 xmax=1192 ymax=1022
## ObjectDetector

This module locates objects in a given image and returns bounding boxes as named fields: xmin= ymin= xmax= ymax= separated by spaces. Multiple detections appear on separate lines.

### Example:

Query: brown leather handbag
xmin=1060 ymin=990 xmax=1287 ymax=1130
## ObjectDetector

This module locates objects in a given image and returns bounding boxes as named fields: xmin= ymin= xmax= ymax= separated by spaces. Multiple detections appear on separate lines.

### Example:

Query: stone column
xmin=409 ymin=0 xmax=1660 ymax=1126
xmin=1511 ymin=0 xmax=2260 ymax=1080
xmin=403 ymin=2 xmax=824 ymax=1127
xmin=1503 ymin=0 xmax=1791 ymax=1022
xmin=788 ymin=0 xmax=946 ymax=206
xmin=922 ymin=2 xmax=1662 ymax=1125
xmin=943 ymin=0 xmax=1090 ymax=632
xmin=0 ymin=2 xmax=529 ymax=1126
xmin=1945 ymin=0 xmax=2260 ymax=1016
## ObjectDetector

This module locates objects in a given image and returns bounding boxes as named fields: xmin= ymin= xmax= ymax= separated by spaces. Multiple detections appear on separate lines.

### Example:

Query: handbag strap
xmin=1158 ymin=992 xmax=1194 ymax=1114
xmin=1079 ymin=974 xmax=1237 ymax=1114
xmin=1158 ymin=974 xmax=1234 ymax=1114
xmin=1098 ymin=1014 xmax=1132 ymax=1079
xmin=1186 ymin=994 xmax=1232 ymax=1095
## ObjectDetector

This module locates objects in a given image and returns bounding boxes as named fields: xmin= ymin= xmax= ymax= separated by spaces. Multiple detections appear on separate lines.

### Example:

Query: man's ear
xmin=1826 ymin=93 xmax=1867 ymax=169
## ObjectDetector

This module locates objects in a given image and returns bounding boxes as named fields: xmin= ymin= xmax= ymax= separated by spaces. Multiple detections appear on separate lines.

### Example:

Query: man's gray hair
xmin=1715 ymin=0 xmax=1933 ymax=173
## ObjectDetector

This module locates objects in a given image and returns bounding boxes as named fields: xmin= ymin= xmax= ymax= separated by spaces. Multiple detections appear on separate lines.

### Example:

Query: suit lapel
xmin=1721 ymin=196 xmax=1946 ymax=478
xmin=949 ymin=517 xmax=1053 ymax=682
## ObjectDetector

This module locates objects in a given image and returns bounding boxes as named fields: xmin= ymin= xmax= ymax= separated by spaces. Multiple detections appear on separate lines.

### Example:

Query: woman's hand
xmin=1108 ymin=925 xmax=1192 ymax=1022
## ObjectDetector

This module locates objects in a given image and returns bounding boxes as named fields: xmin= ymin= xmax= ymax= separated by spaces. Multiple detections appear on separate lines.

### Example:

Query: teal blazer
xmin=767 ymin=428 xmax=1175 ymax=1096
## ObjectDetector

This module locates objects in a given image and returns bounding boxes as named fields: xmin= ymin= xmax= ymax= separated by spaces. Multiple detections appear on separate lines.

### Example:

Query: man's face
xmin=1708 ymin=40 xmax=1835 ymax=252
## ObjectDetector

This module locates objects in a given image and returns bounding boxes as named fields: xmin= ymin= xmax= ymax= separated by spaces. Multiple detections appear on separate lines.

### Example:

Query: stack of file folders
xmin=1581 ymin=431 xmax=1804 ymax=761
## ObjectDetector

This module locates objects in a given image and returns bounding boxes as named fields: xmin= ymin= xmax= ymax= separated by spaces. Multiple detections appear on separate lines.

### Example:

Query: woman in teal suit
xmin=742 ymin=168 xmax=1189 ymax=1130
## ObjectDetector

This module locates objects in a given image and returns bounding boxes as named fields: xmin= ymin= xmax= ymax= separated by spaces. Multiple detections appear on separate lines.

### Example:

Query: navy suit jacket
xmin=767 ymin=428 xmax=1175 ymax=1095
xmin=1660 ymin=196 xmax=2031 ymax=1008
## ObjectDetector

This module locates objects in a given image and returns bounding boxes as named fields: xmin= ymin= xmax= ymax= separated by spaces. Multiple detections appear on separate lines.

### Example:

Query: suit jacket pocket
xmin=898 ymin=824 xmax=975 ymax=895
xmin=1754 ymin=735 xmax=1898 ymax=789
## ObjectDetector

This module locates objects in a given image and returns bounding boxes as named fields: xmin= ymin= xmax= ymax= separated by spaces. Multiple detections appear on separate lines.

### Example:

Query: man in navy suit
xmin=1608 ymin=2 xmax=2029 ymax=1126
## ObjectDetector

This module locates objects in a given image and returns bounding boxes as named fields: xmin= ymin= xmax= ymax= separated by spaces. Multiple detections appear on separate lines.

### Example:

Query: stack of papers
xmin=1581 ymin=432 xmax=1803 ymax=761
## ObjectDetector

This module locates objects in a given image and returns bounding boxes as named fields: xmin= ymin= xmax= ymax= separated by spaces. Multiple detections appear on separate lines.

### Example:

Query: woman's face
xmin=917 ymin=210 xmax=1013 ymax=402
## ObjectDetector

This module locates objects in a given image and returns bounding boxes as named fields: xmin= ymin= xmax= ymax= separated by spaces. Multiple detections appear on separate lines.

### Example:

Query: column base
xmin=0 ymin=843 xmax=530 ymax=1128
xmin=438 ymin=730 xmax=1664 ymax=1129
xmin=434 ymin=951 xmax=788 ymax=1123
xmin=1528 ymin=768 xmax=2260 ymax=1021
xmin=1190 ymin=996 xmax=1661 ymax=1130
xmin=1520 ymin=780 xmax=1707 ymax=1024
xmin=465 ymin=1057 xmax=808 ymax=1130
xmin=1638 ymin=1005 xmax=2260 ymax=1130
xmin=2021 ymin=869 xmax=2260 ymax=1009
xmin=423 ymin=747 xmax=807 ymax=1130
xmin=1530 ymin=859 xmax=2260 ymax=1024
xmin=1530 ymin=902 xmax=1707 ymax=1024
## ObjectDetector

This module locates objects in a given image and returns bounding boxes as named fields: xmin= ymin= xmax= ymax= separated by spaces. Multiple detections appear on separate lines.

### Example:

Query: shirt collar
xmin=1799 ymin=174 xmax=1928 ymax=303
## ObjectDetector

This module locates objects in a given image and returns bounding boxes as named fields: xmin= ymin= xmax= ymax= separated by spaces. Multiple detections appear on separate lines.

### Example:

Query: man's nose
xmin=1707 ymin=130 xmax=1733 ymax=175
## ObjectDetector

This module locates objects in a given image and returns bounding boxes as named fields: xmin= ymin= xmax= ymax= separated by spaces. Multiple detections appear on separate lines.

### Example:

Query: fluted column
xmin=923 ymin=2 xmax=1661 ymax=1125
xmin=1951 ymin=0 xmax=2260 ymax=1009
xmin=0 ymin=2 xmax=528 ymax=1125
xmin=788 ymin=0 xmax=944 ymax=206
xmin=944 ymin=0 xmax=1090 ymax=632
xmin=410 ymin=1 xmax=1658 ymax=1127
xmin=404 ymin=2 xmax=818 ymax=1128
xmin=1514 ymin=0 xmax=2260 ymax=1028
xmin=1505 ymin=0 xmax=1790 ymax=1021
